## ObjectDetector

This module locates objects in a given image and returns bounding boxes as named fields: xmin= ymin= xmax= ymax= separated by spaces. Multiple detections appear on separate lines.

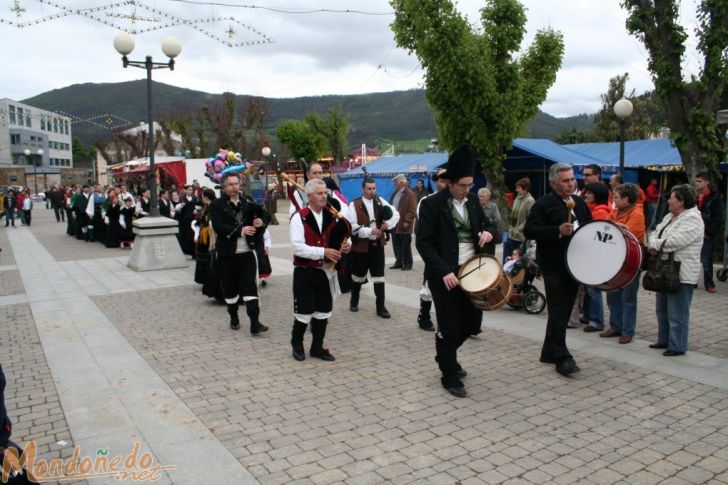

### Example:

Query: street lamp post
xmin=114 ymin=32 xmax=182 ymax=217
xmin=614 ymin=98 xmax=634 ymax=177
xmin=113 ymin=32 xmax=187 ymax=272
xmin=24 ymin=148 xmax=43 ymax=195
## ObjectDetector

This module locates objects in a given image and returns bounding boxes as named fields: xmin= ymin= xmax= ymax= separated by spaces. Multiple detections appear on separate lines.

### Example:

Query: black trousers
xmin=220 ymin=252 xmax=258 ymax=303
xmin=293 ymin=267 xmax=333 ymax=319
xmin=54 ymin=206 xmax=65 ymax=222
xmin=541 ymin=270 xmax=579 ymax=364
xmin=393 ymin=233 xmax=413 ymax=266
xmin=429 ymin=276 xmax=481 ymax=378
xmin=351 ymin=244 xmax=385 ymax=281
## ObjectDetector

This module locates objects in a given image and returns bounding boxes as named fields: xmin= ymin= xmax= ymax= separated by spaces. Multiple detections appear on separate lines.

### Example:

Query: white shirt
xmin=452 ymin=197 xmax=467 ymax=220
xmin=347 ymin=196 xmax=399 ymax=240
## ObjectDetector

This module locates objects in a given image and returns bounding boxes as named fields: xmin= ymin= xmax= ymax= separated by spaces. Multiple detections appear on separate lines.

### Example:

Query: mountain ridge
xmin=22 ymin=80 xmax=594 ymax=150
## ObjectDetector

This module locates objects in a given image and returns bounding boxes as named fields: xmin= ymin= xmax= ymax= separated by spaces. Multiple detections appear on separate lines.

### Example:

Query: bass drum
xmin=566 ymin=219 xmax=642 ymax=291
xmin=458 ymin=254 xmax=512 ymax=311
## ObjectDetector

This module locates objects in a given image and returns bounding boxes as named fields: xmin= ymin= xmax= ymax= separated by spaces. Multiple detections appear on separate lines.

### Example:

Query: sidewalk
xmin=1 ymin=207 xmax=727 ymax=484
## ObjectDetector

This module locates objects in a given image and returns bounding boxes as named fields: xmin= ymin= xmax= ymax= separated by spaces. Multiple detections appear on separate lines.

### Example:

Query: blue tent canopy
xmin=338 ymin=152 xmax=448 ymax=201
xmin=565 ymin=139 xmax=684 ymax=171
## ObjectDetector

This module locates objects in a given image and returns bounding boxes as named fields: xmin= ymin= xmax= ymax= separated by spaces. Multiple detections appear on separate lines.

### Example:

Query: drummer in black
xmin=524 ymin=163 xmax=591 ymax=377
xmin=416 ymin=145 xmax=500 ymax=398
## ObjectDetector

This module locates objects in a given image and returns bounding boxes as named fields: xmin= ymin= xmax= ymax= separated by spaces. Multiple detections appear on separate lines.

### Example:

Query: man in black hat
xmin=346 ymin=178 xmax=400 ymax=318
xmin=416 ymin=146 xmax=500 ymax=398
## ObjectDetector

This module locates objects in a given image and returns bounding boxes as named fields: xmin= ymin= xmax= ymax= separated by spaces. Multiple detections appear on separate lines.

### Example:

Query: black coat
xmin=210 ymin=193 xmax=272 ymax=257
xmin=159 ymin=199 xmax=173 ymax=218
xmin=699 ymin=191 xmax=723 ymax=238
xmin=524 ymin=192 xmax=592 ymax=276
xmin=416 ymin=190 xmax=501 ymax=281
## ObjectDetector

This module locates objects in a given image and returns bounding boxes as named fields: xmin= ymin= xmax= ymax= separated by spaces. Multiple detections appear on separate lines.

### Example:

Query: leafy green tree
xmin=553 ymin=128 xmax=598 ymax=145
xmin=390 ymin=0 xmax=564 ymax=186
xmin=72 ymin=137 xmax=94 ymax=163
xmin=622 ymin=0 xmax=728 ymax=180
xmin=304 ymin=105 xmax=351 ymax=164
xmin=593 ymin=73 xmax=661 ymax=142
xmin=276 ymin=119 xmax=326 ymax=164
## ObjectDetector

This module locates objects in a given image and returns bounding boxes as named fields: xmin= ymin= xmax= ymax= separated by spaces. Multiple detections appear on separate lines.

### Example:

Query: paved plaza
xmin=1 ymin=206 xmax=728 ymax=484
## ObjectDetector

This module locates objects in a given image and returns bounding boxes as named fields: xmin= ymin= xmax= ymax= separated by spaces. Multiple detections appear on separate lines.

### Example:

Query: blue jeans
xmin=606 ymin=273 xmax=641 ymax=336
xmin=645 ymin=202 xmax=658 ymax=230
xmin=700 ymin=237 xmax=715 ymax=289
xmin=3 ymin=208 xmax=14 ymax=226
xmin=585 ymin=286 xmax=604 ymax=329
xmin=655 ymin=283 xmax=694 ymax=353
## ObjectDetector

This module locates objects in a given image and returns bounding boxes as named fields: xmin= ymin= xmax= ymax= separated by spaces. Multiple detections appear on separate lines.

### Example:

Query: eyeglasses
xmin=454 ymin=183 xmax=475 ymax=189
xmin=583 ymin=172 xmax=595 ymax=177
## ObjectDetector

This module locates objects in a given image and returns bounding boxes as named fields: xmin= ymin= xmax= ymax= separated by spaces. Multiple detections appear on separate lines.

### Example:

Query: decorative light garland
xmin=2 ymin=0 xmax=273 ymax=46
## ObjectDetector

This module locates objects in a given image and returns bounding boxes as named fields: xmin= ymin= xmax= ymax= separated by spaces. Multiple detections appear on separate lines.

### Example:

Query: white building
xmin=0 ymin=98 xmax=73 ymax=168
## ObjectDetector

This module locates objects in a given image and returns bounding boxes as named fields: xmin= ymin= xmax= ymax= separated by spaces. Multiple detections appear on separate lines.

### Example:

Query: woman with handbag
xmin=602 ymin=183 xmax=645 ymax=344
xmin=647 ymin=184 xmax=704 ymax=356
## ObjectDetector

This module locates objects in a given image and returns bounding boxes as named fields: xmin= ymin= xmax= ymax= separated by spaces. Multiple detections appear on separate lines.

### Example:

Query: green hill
xmin=22 ymin=80 xmax=594 ymax=149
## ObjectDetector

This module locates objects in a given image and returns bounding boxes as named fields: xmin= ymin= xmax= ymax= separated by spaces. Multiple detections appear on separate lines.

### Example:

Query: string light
xmin=2 ymin=0 xmax=273 ymax=47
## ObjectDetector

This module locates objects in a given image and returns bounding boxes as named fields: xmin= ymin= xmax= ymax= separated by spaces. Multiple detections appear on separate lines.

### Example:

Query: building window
xmin=64 ymin=120 xmax=70 ymax=134
xmin=17 ymin=108 xmax=24 ymax=126
xmin=53 ymin=118 xmax=58 ymax=132
xmin=25 ymin=110 xmax=31 ymax=127
xmin=9 ymin=105 xmax=16 ymax=124
xmin=10 ymin=134 xmax=20 ymax=144
xmin=40 ymin=117 xmax=46 ymax=130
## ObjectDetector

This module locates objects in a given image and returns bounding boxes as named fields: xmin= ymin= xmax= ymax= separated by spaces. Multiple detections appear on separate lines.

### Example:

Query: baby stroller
xmin=505 ymin=240 xmax=546 ymax=314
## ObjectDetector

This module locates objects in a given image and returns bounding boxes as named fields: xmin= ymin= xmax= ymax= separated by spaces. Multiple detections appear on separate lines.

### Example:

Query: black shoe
xmin=663 ymin=350 xmax=685 ymax=357
xmin=310 ymin=348 xmax=336 ymax=361
xmin=457 ymin=369 xmax=467 ymax=378
xmin=261 ymin=279 xmax=267 ymax=287
xmin=555 ymin=359 xmax=580 ymax=377
xmin=583 ymin=326 xmax=601 ymax=333
xmin=230 ymin=321 xmax=240 ymax=330
xmin=540 ymin=357 xmax=556 ymax=364
xmin=377 ymin=307 xmax=391 ymax=319
xmin=292 ymin=344 xmax=306 ymax=361
xmin=442 ymin=377 xmax=466 ymax=398
xmin=445 ymin=386 xmax=467 ymax=398
xmin=401 ymin=265 xmax=412 ymax=271
xmin=349 ymin=304 xmax=359 ymax=312
xmin=389 ymin=263 xmax=402 ymax=270
xmin=649 ymin=343 xmax=668 ymax=349
xmin=418 ymin=321 xmax=435 ymax=331
xmin=251 ymin=323 xmax=269 ymax=335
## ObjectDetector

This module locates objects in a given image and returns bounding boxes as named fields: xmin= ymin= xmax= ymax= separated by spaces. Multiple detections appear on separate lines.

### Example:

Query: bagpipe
xmin=277 ymin=159 xmax=351 ymax=271
xmin=352 ymin=166 xmax=392 ymax=246
xmin=225 ymin=194 xmax=269 ymax=249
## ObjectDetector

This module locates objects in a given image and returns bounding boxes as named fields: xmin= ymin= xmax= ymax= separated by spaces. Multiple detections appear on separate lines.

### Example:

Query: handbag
xmin=642 ymin=241 xmax=681 ymax=293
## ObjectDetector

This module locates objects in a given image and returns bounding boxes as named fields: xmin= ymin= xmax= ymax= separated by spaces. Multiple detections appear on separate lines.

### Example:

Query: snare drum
xmin=458 ymin=254 xmax=513 ymax=311
xmin=566 ymin=220 xmax=642 ymax=291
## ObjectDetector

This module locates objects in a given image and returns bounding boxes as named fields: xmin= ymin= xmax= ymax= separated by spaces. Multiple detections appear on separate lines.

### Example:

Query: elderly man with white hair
xmin=388 ymin=173 xmax=418 ymax=271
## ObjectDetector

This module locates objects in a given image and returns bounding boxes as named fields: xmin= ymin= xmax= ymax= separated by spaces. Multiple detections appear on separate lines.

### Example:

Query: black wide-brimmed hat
xmin=441 ymin=145 xmax=477 ymax=181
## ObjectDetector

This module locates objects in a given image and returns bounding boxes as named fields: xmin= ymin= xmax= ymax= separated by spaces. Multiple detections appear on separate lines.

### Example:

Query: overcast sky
xmin=1 ymin=0 xmax=703 ymax=118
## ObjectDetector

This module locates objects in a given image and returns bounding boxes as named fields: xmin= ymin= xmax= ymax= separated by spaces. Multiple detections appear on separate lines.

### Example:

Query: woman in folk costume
xmin=118 ymin=197 xmax=136 ymax=248
xmin=104 ymin=192 xmax=122 ymax=248
xmin=257 ymin=229 xmax=273 ymax=287
xmin=194 ymin=188 xmax=216 ymax=285
xmin=91 ymin=186 xmax=107 ymax=244
xmin=65 ymin=187 xmax=76 ymax=236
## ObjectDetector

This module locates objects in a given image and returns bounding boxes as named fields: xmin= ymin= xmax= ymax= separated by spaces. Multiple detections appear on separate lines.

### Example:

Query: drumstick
xmin=565 ymin=198 xmax=575 ymax=224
